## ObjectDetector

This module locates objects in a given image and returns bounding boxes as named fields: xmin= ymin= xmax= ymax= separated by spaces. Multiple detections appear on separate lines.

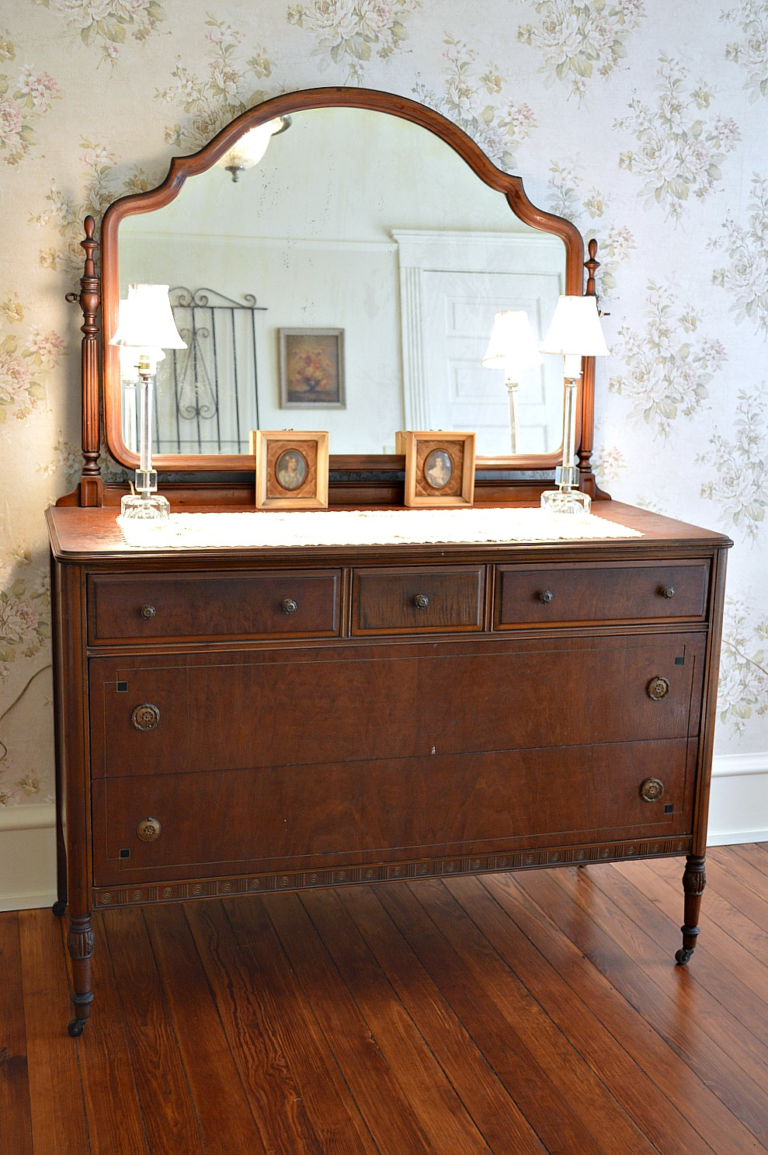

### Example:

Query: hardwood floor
xmin=2 ymin=846 xmax=768 ymax=1155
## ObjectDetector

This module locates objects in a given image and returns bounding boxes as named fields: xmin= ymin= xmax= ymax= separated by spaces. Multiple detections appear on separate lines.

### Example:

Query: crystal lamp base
xmin=119 ymin=491 xmax=170 ymax=521
xmin=540 ymin=487 xmax=592 ymax=516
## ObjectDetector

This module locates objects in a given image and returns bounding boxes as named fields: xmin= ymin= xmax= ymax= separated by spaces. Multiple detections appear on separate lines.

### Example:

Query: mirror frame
xmin=100 ymin=86 xmax=591 ymax=479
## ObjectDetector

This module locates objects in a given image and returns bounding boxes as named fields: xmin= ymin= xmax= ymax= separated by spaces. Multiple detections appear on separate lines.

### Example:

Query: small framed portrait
xmin=251 ymin=430 xmax=329 ymax=509
xmin=279 ymin=328 xmax=345 ymax=409
xmin=399 ymin=431 xmax=476 ymax=508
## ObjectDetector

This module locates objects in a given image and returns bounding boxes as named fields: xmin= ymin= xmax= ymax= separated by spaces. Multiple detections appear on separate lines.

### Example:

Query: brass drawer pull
xmin=140 ymin=604 xmax=157 ymax=620
xmin=131 ymin=703 xmax=160 ymax=731
xmin=647 ymin=676 xmax=670 ymax=701
xmin=659 ymin=586 xmax=676 ymax=599
xmin=281 ymin=597 xmax=298 ymax=615
xmin=414 ymin=593 xmax=430 ymax=609
xmin=137 ymin=817 xmax=161 ymax=842
xmin=538 ymin=590 xmax=554 ymax=604
xmin=640 ymin=778 xmax=665 ymax=803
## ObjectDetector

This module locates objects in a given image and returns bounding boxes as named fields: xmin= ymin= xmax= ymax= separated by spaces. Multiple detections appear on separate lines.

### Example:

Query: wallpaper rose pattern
xmin=0 ymin=0 xmax=767 ymax=809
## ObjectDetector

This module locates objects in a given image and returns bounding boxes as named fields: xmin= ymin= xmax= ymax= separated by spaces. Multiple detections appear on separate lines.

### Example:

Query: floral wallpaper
xmin=1 ymin=0 xmax=767 ymax=810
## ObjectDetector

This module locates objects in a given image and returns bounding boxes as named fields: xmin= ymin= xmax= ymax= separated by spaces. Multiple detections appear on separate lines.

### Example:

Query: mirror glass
xmin=117 ymin=106 xmax=566 ymax=460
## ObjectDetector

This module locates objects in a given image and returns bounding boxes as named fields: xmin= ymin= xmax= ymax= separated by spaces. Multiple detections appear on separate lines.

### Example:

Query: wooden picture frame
xmin=278 ymin=329 xmax=345 ymax=409
xmin=251 ymin=430 xmax=329 ymax=509
xmin=399 ymin=431 xmax=476 ymax=508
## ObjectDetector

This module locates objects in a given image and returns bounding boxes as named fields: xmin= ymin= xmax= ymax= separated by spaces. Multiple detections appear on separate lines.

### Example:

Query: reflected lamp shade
xmin=540 ymin=295 xmax=609 ymax=378
xmin=481 ymin=310 xmax=542 ymax=381
xmin=110 ymin=284 xmax=186 ymax=368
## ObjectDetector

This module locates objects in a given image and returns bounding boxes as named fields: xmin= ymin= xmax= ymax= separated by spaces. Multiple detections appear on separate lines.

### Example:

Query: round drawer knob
xmin=647 ymin=676 xmax=670 ymax=701
xmin=131 ymin=703 xmax=160 ymax=731
xmin=137 ymin=817 xmax=161 ymax=842
xmin=660 ymin=586 xmax=676 ymax=599
xmin=538 ymin=590 xmax=554 ymax=604
xmin=414 ymin=593 xmax=430 ymax=609
xmin=140 ymin=604 xmax=156 ymax=620
xmin=281 ymin=597 xmax=297 ymax=615
xmin=640 ymin=778 xmax=665 ymax=803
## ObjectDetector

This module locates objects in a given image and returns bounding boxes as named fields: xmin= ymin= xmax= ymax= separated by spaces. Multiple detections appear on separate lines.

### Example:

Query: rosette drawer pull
xmin=640 ymin=778 xmax=665 ymax=803
xmin=660 ymin=586 xmax=676 ymax=599
xmin=538 ymin=590 xmax=554 ymax=604
xmin=414 ymin=594 xmax=430 ymax=609
xmin=281 ymin=598 xmax=298 ymax=615
xmin=140 ymin=604 xmax=156 ymax=620
xmin=647 ymin=676 xmax=670 ymax=701
xmin=137 ymin=817 xmax=161 ymax=842
xmin=131 ymin=703 xmax=160 ymax=731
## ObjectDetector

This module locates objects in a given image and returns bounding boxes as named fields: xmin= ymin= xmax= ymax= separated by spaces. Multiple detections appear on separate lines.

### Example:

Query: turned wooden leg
xmin=675 ymin=854 xmax=706 ymax=965
xmin=67 ymin=914 xmax=95 ymax=1036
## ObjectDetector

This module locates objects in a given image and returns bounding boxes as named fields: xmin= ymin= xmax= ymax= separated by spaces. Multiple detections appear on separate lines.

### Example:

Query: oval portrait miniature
xmin=424 ymin=448 xmax=453 ymax=489
xmin=275 ymin=449 xmax=308 ymax=491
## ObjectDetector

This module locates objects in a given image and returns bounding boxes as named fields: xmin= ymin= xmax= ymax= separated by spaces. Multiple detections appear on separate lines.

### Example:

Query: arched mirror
xmin=100 ymin=88 xmax=590 ymax=484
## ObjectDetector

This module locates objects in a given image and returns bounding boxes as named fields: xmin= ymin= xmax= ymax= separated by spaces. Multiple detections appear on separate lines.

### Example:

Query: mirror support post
xmin=65 ymin=216 xmax=104 ymax=508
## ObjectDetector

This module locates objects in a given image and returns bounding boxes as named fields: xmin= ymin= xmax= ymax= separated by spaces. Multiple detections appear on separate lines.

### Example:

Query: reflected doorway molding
xmin=393 ymin=230 xmax=565 ymax=455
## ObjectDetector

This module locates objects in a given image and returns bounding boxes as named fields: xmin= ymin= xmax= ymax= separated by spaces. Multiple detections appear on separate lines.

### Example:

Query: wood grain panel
xmin=353 ymin=565 xmax=484 ymax=634
xmin=496 ymin=560 xmax=709 ymax=627
xmin=91 ymin=739 xmax=693 ymax=886
xmin=89 ymin=633 xmax=704 ymax=779
xmin=89 ymin=569 xmax=341 ymax=643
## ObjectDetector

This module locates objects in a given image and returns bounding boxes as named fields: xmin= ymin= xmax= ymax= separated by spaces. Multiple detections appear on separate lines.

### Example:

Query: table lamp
xmin=110 ymin=283 xmax=186 ymax=525
xmin=539 ymin=295 xmax=608 ymax=515
xmin=481 ymin=310 xmax=542 ymax=454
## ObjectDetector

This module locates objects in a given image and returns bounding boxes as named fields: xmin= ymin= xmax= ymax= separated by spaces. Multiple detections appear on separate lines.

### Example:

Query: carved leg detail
xmin=67 ymin=914 xmax=95 ymax=1036
xmin=675 ymin=854 xmax=706 ymax=965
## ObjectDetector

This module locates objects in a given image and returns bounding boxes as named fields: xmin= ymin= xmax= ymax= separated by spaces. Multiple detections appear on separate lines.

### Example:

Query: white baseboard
xmin=707 ymin=751 xmax=768 ymax=846
xmin=0 ymin=803 xmax=57 ymax=912
xmin=0 ymin=754 xmax=765 ymax=910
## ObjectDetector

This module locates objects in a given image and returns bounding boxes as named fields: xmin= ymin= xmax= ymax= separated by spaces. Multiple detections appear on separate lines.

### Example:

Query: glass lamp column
xmin=481 ymin=310 xmax=542 ymax=455
xmin=539 ymin=295 xmax=609 ymax=515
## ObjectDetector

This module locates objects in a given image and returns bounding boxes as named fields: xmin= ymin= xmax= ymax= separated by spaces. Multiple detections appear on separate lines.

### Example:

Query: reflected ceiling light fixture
xmin=539 ymin=294 xmax=609 ymax=516
xmin=217 ymin=116 xmax=291 ymax=182
xmin=110 ymin=284 xmax=186 ymax=531
xmin=481 ymin=310 xmax=542 ymax=455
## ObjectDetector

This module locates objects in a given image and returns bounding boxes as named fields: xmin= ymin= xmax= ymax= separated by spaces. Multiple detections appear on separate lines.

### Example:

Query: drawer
xmin=88 ymin=569 xmax=341 ymax=643
xmin=495 ymin=561 xmax=709 ymax=628
xmin=352 ymin=566 xmax=484 ymax=635
xmin=89 ymin=633 xmax=705 ymax=780
xmin=91 ymin=738 xmax=696 ymax=888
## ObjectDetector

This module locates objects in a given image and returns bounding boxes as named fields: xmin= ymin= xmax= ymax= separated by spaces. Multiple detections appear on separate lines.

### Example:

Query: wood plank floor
xmin=2 ymin=845 xmax=768 ymax=1155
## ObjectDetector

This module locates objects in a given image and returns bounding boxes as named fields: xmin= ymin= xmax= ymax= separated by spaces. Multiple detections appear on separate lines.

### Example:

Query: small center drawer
xmin=495 ymin=560 xmax=709 ymax=628
xmin=352 ymin=566 xmax=485 ymax=635
xmin=88 ymin=569 xmax=341 ymax=643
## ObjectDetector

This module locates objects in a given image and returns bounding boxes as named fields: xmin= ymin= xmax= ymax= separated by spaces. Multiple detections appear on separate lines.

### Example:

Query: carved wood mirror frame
xmin=66 ymin=87 xmax=601 ymax=508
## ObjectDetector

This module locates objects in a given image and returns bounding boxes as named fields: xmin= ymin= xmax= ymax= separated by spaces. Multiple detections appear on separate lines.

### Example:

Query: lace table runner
xmin=117 ymin=507 xmax=643 ymax=549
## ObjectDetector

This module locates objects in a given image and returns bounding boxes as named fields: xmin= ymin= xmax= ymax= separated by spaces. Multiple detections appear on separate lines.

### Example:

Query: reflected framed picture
xmin=398 ymin=430 xmax=476 ymax=508
xmin=251 ymin=430 xmax=329 ymax=509
xmin=279 ymin=328 xmax=345 ymax=409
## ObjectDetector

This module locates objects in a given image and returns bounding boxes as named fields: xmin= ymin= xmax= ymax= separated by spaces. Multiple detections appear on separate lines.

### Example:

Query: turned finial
xmin=584 ymin=238 xmax=600 ymax=298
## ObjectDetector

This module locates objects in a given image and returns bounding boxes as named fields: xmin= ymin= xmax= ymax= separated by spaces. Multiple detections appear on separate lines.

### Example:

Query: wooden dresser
xmin=47 ymin=501 xmax=730 ymax=1036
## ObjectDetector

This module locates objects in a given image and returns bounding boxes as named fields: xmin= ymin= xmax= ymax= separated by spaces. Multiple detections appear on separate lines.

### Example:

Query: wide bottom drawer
xmin=92 ymin=738 xmax=696 ymax=887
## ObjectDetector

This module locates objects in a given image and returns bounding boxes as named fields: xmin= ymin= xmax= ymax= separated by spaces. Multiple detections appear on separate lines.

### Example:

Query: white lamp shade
xmin=110 ymin=284 xmax=186 ymax=353
xmin=540 ymin=295 xmax=609 ymax=357
xmin=481 ymin=310 xmax=542 ymax=378
xmin=216 ymin=118 xmax=285 ymax=175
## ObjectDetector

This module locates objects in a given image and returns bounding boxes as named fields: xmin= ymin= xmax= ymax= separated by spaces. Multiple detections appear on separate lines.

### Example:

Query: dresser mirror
xmin=100 ymin=88 xmax=589 ymax=481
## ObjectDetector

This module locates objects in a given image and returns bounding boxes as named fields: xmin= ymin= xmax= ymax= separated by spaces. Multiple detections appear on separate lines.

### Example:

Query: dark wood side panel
xmin=91 ymin=738 xmax=694 ymax=887
xmin=88 ymin=569 xmax=341 ymax=643
xmin=496 ymin=560 xmax=709 ymax=628
xmin=88 ymin=633 xmax=705 ymax=779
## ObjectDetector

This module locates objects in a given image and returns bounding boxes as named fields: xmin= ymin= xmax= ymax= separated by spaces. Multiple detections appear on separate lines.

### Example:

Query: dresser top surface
xmin=47 ymin=502 xmax=732 ymax=566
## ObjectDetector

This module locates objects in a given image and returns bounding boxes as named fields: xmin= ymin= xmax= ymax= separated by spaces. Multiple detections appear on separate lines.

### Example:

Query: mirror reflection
xmin=118 ymin=107 xmax=566 ymax=457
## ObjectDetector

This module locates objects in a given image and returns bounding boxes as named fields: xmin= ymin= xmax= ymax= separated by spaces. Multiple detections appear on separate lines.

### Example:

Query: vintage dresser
xmin=48 ymin=87 xmax=731 ymax=1036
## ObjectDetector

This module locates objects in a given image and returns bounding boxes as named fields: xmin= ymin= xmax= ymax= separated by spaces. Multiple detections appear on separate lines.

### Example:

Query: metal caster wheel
xmin=52 ymin=900 xmax=67 ymax=917
xmin=67 ymin=1018 xmax=86 ymax=1038
xmin=675 ymin=947 xmax=694 ymax=966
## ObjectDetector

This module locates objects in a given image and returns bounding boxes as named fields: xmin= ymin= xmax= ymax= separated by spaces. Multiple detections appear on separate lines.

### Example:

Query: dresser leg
xmin=675 ymin=854 xmax=706 ymax=965
xmin=67 ymin=914 xmax=95 ymax=1036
